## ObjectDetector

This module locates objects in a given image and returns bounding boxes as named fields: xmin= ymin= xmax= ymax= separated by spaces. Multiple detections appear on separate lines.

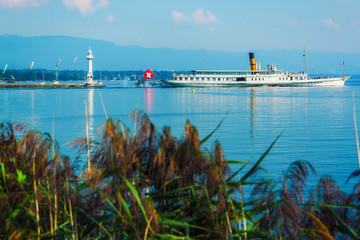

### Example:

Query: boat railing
xmin=173 ymin=73 xmax=196 ymax=77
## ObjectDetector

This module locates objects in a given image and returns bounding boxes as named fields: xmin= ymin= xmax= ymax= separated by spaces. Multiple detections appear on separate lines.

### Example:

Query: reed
xmin=0 ymin=110 xmax=360 ymax=239
xmin=353 ymin=91 xmax=360 ymax=168
xmin=85 ymin=100 xmax=91 ymax=173
xmin=51 ymin=115 xmax=57 ymax=237
xmin=65 ymin=159 xmax=76 ymax=240
xmin=33 ymin=148 xmax=40 ymax=240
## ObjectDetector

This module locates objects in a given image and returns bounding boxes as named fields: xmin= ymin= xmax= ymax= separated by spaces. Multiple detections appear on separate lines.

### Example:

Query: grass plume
xmin=0 ymin=110 xmax=359 ymax=239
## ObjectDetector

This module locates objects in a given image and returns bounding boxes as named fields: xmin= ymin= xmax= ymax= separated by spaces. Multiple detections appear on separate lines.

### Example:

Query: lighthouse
xmin=86 ymin=47 xmax=95 ymax=84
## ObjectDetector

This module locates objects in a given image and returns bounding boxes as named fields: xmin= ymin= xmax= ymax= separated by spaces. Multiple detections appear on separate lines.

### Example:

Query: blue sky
xmin=0 ymin=0 xmax=359 ymax=52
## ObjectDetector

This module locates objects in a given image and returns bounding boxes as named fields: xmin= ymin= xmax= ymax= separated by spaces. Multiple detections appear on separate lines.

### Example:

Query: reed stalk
xmin=45 ymin=167 xmax=54 ymax=239
xmin=97 ymin=88 xmax=108 ymax=120
xmin=3 ymin=110 xmax=360 ymax=239
xmin=237 ymin=206 xmax=242 ymax=240
xmin=236 ymin=182 xmax=246 ymax=240
xmin=64 ymin=195 xmax=68 ymax=232
xmin=133 ymin=108 xmax=137 ymax=138
xmin=52 ymin=116 xmax=58 ymax=235
xmin=74 ymin=214 xmax=78 ymax=240
xmin=32 ymin=151 xmax=40 ymax=240
xmin=240 ymin=189 xmax=247 ymax=240
xmin=353 ymin=92 xmax=360 ymax=168
xmin=236 ymin=173 xmax=246 ymax=240
xmin=226 ymin=211 xmax=232 ymax=240
xmin=144 ymin=213 xmax=154 ymax=240
xmin=85 ymin=100 xmax=91 ymax=173
xmin=66 ymin=176 xmax=76 ymax=240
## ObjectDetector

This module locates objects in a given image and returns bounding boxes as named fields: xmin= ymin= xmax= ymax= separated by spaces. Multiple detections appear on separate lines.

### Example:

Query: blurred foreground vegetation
xmin=1 ymin=109 xmax=360 ymax=239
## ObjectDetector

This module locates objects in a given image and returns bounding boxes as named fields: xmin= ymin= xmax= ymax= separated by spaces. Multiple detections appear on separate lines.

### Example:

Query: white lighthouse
xmin=86 ymin=47 xmax=95 ymax=85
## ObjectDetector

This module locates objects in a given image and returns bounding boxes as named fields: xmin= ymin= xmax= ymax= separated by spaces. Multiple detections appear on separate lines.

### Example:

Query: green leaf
xmin=125 ymin=179 xmax=149 ymax=222
xmin=78 ymin=208 xmax=113 ymax=240
xmin=7 ymin=197 xmax=31 ymax=220
xmin=161 ymin=218 xmax=207 ymax=231
xmin=328 ymin=207 xmax=360 ymax=239
xmin=99 ymin=188 xmax=140 ymax=239
xmin=226 ymin=160 xmax=250 ymax=165
xmin=16 ymin=169 xmax=26 ymax=184
xmin=0 ymin=163 xmax=6 ymax=183
xmin=120 ymin=197 xmax=132 ymax=220
xmin=200 ymin=111 xmax=229 ymax=145
xmin=157 ymin=233 xmax=196 ymax=239
xmin=227 ymin=163 xmax=248 ymax=182
xmin=241 ymin=132 xmax=282 ymax=183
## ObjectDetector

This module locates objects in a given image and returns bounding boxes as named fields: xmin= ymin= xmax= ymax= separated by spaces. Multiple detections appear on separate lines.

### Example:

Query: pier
xmin=0 ymin=83 xmax=105 ymax=88
xmin=1 ymin=48 xmax=105 ymax=89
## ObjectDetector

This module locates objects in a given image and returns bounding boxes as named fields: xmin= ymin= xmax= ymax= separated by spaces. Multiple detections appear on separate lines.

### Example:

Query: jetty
xmin=1 ymin=48 xmax=105 ymax=89
xmin=0 ymin=83 xmax=105 ymax=88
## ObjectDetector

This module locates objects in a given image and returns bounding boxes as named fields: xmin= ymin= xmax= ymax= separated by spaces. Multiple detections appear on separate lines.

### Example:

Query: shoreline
xmin=0 ymin=83 xmax=105 ymax=88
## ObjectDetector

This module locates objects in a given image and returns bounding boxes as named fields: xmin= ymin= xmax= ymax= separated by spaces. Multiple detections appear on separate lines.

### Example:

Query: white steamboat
xmin=162 ymin=53 xmax=349 ymax=87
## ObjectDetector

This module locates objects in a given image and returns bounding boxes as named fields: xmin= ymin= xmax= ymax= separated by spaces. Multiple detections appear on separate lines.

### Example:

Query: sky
xmin=0 ymin=0 xmax=359 ymax=52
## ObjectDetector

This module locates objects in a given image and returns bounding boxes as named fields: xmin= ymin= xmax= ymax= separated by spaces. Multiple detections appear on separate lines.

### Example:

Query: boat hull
xmin=162 ymin=76 xmax=349 ymax=87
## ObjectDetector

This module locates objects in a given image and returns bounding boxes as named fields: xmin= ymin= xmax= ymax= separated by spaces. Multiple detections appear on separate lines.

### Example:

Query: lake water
xmin=1 ymin=78 xmax=360 ymax=191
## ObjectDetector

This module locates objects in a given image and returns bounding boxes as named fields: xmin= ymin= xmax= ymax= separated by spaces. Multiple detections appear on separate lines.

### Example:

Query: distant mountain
xmin=0 ymin=35 xmax=359 ymax=74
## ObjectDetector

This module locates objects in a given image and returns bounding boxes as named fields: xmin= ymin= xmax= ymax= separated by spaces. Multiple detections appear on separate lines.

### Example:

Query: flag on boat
xmin=30 ymin=61 xmax=34 ymax=70
xmin=143 ymin=68 xmax=155 ymax=79
xmin=56 ymin=59 xmax=61 ymax=67
xmin=72 ymin=57 xmax=77 ymax=66
xmin=340 ymin=62 xmax=344 ymax=66
xmin=2 ymin=64 xmax=7 ymax=74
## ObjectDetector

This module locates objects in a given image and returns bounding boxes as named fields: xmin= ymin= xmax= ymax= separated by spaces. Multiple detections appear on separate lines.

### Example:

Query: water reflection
xmin=250 ymin=88 xmax=256 ymax=140
xmin=144 ymin=88 xmax=154 ymax=113
xmin=0 ymin=85 xmax=358 ymax=191
xmin=87 ymin=89 xmax=95 ymax=138
xmin=28 ymin=90 xmax=39 ymax=127
xmin=1 ymin=91 xmax=9 ymax=120
xmin=31 ymin=91 xmax=35 ymax=118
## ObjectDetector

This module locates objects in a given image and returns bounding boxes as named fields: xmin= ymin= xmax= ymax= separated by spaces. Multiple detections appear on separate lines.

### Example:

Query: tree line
xmin=0 ymin=69 xmax=178 ymax=81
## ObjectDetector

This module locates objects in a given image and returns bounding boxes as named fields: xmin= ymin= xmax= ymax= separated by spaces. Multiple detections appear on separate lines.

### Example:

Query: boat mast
xmin=303 ymin=42 xmax=307 ymax=74
xmin=55 ymin=59 xmax=61 ymax=82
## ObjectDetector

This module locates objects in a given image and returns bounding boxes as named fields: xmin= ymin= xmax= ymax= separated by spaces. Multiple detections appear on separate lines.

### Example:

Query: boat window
xmin=236 ymin=77 xmax=246 ymax=82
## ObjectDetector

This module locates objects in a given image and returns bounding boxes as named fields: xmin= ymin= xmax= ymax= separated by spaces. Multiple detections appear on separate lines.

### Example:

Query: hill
xmin=0 ymin=35 xmax=359 ymax=74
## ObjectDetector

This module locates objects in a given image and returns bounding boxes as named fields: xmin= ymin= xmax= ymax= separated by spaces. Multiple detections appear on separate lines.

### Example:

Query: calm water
xmin=1 ymin=78 xmax=360 ymax=191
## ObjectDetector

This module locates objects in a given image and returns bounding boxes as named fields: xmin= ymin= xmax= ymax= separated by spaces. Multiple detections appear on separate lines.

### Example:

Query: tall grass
xmin=0 ymin=110 xmax=360 ymax=239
